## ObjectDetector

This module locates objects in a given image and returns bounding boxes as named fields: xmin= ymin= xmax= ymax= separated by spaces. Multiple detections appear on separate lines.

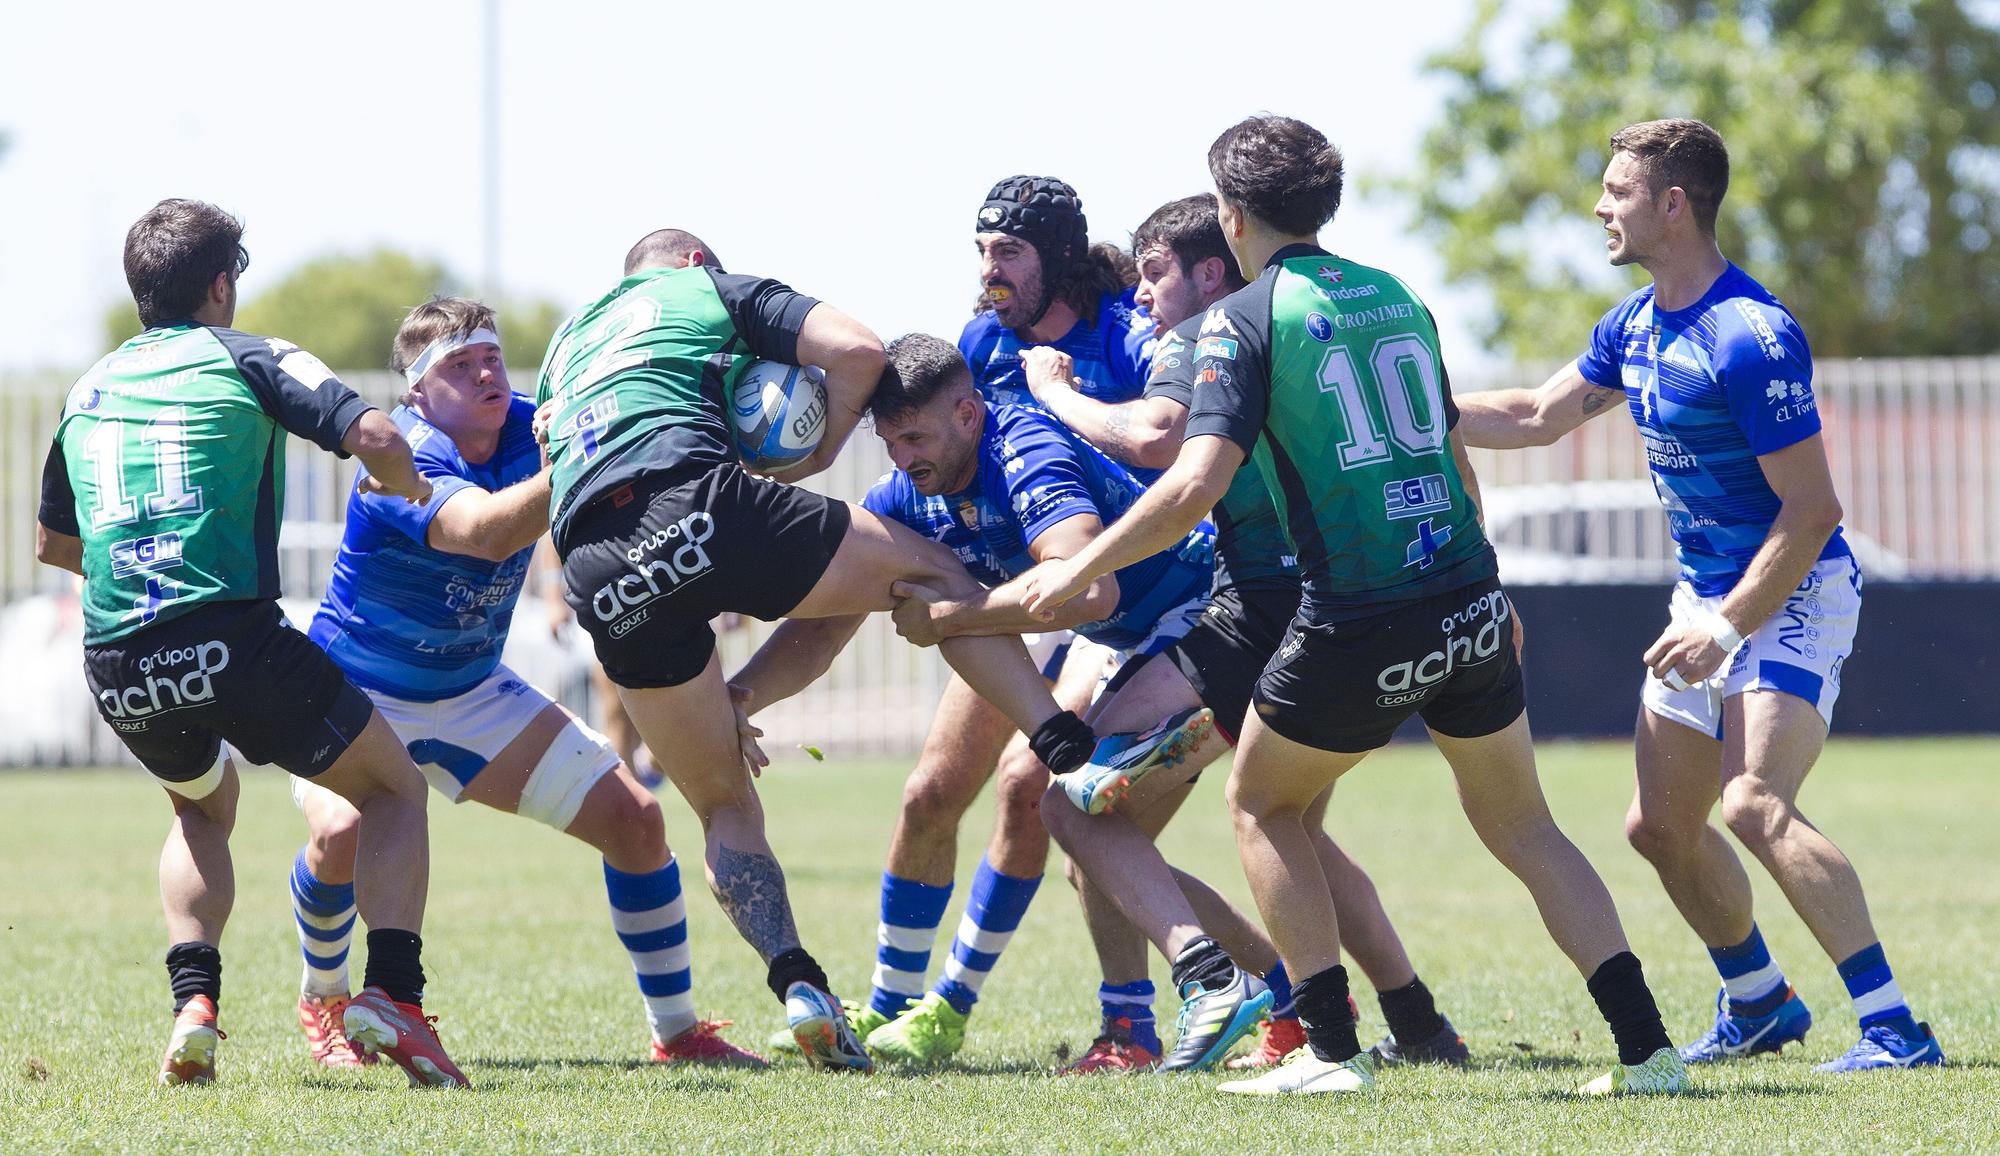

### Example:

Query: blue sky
xmin=0 ymin=0 xmax=1539 ymax=373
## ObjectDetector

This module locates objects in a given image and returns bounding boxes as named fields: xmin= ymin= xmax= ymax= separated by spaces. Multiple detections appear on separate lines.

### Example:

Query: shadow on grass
xmin=1530 ymin=1082 xmax=1816 ymax=1103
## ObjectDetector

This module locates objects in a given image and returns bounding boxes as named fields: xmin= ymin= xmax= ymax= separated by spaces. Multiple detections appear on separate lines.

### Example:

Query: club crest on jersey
xmin=1318 ymin=266 xmax=1343 ymax=282
xmin=1306 ymin=313 xmax=1333 ymax=342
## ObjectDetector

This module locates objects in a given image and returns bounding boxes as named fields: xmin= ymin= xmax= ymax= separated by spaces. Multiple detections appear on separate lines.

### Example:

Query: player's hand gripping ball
xmin=732 ymin=360 xmax=827 ymax=473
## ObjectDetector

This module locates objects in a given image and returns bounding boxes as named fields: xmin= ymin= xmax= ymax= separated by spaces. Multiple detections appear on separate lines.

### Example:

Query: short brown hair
xmin=1132 ymin=194 xmax=1248 ymax=292
xmin=123 ymin=199 xmax=249 ymax=327
xmin=1207 ymin=116 xmax=1344 ymax=236
xmin=1610 ymin=119 xmax=1730 ymax=235
xmin=392 ymin=296 xmax=500 ymax=400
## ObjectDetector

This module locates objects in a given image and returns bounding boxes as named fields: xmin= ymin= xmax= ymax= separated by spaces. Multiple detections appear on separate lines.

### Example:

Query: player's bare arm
xmin=424 ymin=467 xmax=553 ymax=562
xmin=35 ymin=524 xmax=83 ymax=576
xmin=1644 ymin=433 xmax=1844 ymax=687
xmin=344 ymin=410 xmax=433 ymax=506
xmin=1455 ymin=360 xmax=1623 ymax=449
xmin=780 ymin=302 xmax=886 ymax=479
xmin=890 ymin=514 xmax=1120 ymax=646
xmin=1021 ymin=347 xmax=1187 ymax=469
xmin=1021 ymin=435 xmax=1241 ymax=617
xmin=731 ymin=614 xmax=870 ymax=710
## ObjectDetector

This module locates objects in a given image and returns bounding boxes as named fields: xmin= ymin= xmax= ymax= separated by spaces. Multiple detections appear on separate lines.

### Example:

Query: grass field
xmin=2 ymin=738 xmax=1995 ymax=1152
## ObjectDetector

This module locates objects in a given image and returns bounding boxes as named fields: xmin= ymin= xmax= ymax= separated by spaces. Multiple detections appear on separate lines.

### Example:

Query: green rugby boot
xmin=866 ymin=992 xmax=967 ymax=1066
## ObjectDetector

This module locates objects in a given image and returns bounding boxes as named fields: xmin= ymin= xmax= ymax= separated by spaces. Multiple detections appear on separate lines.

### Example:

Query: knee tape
xmin=519 ymin=718 xmax=620 ymax=832
xmin=163 ymin=747 xmax=229 ymax=801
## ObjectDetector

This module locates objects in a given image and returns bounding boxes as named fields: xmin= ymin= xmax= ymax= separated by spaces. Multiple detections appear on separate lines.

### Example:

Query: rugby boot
xmin=297 ymin=992 xmax=373 ymax=1068
xmin=1580 ymin=1047 xmax=1690 ymax=1095
xmin=1370 ymin=1016 xmax=1471 ymax=1067
xmin=343 ymin=986 xmax=470 ymax=1088
xmin=650 ymin=1019 xmax=769 ymax=1068
xmin=784 ymin=981 xmax=873 ymax=1072
xmin=1814 ymin=1021 xmax=1945 ymax=1072
xmin=158 ymin=995 xmax=223 ymax=1087
xmin=1059 ymin=707 xmax=1215 ymax=816
xmin=1680 ymin=986 xmax=1812 ymax=1064
xmin=866 ymin=991 xmax=968 ymax=1067
xmin=1160 ymin=967 xmax=1272 ymax=1073
xmin=1058 ymin=1016 xmax=1159 ymax=1075
xmin=1218 ymin=1046 xmax=1377 ymax=1096
xmin=770 ymin=996 xmax=890 ymax=1056
xmin=1226 ymin=1016 xmax=1307 ymax=1071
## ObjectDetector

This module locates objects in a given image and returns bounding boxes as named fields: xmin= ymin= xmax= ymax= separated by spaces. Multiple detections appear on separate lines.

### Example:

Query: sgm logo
xmin=1374 ymin=591 xmax=1510 ymax=707
xmin=593 ymin=512 xmax=717 ymax=626
xmin=100 ymin=640 xmax=230 ymax=720
xmin=110 ymin=532 xmax=185 ymax=579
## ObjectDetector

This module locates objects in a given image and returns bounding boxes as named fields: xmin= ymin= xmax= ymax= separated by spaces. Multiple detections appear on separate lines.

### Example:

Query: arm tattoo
xmin=1580 ymin=388 xmax=1617 ymax=416
xmin=1099 ymin=404 xmax=1135 ymax=457
xmin=711 ymin=845 xmax=802 ymax=964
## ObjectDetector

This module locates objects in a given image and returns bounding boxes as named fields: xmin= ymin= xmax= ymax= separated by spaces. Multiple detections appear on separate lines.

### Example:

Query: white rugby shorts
xmin=1643 ymin=554 xmax=1861 ymax=738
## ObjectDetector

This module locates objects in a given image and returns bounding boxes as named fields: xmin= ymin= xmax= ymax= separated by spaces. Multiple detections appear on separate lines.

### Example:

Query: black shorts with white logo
xmin=82 ymin=599 xmax=374 ymax=784
xmin=561 ymin=462 xmax=851 ymax=689
xmin=1253 ymin=575 xmax=1525 ymax=753
xmin=1167 ymin=581 xmax=1301 ymax=744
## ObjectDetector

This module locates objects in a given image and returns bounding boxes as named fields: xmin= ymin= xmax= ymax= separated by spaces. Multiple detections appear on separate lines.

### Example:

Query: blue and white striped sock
xmin=1264 ymin=960 xmax=1297 ymax=1020
xmin=1837 ymin=942 xmax=1920 ymax=1039
xmin=1709 ymin=924 xmax=1789 ymax=1019
xmin=1099 ymin=979 xmax=1160 ymax=1054
xmin=604 ymin=857 xmax=695 ymax=1044
xmin=871 ymin=873 xmax=952 ymax=1020
xmin=289 ymin=850 xmax=355 ymax=998
xmin=935 ymin=857 xmax=1040 ymax=1015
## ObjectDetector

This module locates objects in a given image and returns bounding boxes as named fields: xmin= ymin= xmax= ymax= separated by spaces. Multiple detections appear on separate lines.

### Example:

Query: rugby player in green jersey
xmin=1025 ymin=194 xmax=1468 ymax=1075
xmin=36 ymin=200 xmax=468 ymax=1088
xmin=535 ymin=230 xmax=1181 ymax=1071
xmin=1020 ymin=118 xmax=1686 ymax=1097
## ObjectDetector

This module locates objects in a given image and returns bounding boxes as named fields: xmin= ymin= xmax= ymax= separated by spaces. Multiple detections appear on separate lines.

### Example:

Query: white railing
xmin=4 ymin=358 xmax=1995 ymax=764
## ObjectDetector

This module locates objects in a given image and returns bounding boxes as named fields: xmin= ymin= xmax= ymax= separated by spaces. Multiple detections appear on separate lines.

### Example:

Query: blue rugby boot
xmin=1815 ymin=1021 xmax=1945 ymax=1073
xmin=1680 ymin=986 xmax=1813 ymax=1064
xmin=1060 ymin=707 xmax=1214 ymax=816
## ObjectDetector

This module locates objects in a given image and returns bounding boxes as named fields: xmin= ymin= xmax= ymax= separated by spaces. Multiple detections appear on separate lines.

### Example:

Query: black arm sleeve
xmin=707 ymin=269 xmax=820 ymax=365
xmin=37 ymin=440 xmax=79 ymax=536
xmin=1182 ymin=283 xmax=1275 ymax=454
xmin=213 ymin=327 xmax=374 ymax=454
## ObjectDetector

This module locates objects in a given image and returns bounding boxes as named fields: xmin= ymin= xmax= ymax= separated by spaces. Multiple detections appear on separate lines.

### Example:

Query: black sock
xmin=767 ymin=946 xmax=830 ymax=1002
xmin=1377 ymin=975 xmax=1446 ymax=1046
xmin=1028 ymin=711 xmax=1095 ymax=775
xmin=1169 ymin=936 xmax=1235 ymax=993
xmin=1293 ymin=964 xmax=1361 ymax=1063
xmin=362 ymin=929 xmax=426 ymax=1007
xmin=165 ymin=941 xmax=221 ymax=1015
xmin=1587 ymin=951 xmax=1673 ymax=1066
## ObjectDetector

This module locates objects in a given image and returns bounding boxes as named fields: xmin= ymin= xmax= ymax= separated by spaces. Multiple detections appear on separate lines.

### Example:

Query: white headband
xmin=404 ymin=327 xmax=502 ymax=385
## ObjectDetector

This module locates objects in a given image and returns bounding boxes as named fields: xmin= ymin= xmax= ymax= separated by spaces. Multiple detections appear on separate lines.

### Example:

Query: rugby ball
xmin=731 ymin=360 xmax=827 ymax=471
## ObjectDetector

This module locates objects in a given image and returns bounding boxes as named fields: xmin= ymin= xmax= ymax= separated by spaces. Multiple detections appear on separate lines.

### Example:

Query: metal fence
xmin=5 ymin=357 xmax=1996 ymax=764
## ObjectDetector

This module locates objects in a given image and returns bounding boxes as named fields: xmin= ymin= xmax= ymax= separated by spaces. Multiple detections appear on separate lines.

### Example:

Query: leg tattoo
xmin=712 ymin=845 xmax=802 ymax=964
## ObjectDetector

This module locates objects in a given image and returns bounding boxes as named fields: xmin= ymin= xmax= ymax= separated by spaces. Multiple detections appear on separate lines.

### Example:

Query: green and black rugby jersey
xmin=38 ymin=323 xmax=373 ymax=645
xmin=1143 ymin=324 xmax=1298 ymax=595
xmin=534 ymin=265 xmax=818 ymax=547
xmin=1183 ymin=244 xmax=1496 ymax=619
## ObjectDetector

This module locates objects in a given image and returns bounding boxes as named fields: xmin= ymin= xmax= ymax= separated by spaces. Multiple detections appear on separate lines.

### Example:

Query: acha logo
xmin=101 ymin=640 xmax=231 ymax=720
xmin=593 ymin=511 xmax=718 ymax=628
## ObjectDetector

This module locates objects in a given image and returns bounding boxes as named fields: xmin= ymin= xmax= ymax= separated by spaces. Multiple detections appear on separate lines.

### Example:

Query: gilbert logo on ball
xmin=732 ymin=361 xmax=827 ymax=471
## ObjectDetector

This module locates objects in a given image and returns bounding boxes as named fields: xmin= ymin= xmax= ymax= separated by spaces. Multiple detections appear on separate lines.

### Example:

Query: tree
xmin=99 ymin=249 xmax=565 ymax=372
xmin=1400 ymin=0 xmax=2000 ymax=358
